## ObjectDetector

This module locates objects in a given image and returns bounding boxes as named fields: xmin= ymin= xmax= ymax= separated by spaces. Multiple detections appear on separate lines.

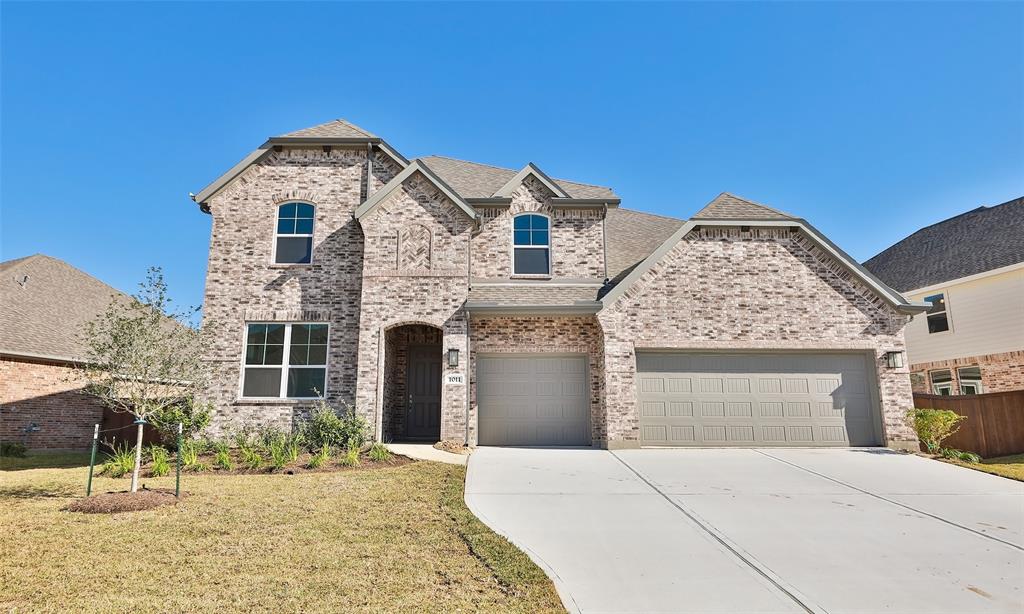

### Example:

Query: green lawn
xmin=957 ymin=453 xmax=1024 ymax=482
xmin=0 ymin=453 xmax=564 ymax=613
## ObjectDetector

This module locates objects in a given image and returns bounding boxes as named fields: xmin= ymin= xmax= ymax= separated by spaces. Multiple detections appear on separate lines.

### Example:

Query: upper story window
xmin=242 ymin=323 xmax=328 ymax=398
xmin=275 ymin=203 xmax=315 ymax=264
xmin=929 ymin=369 xmax=953 ymax=395
xmin=513 ymin=214 xmax=550 ymax=276
xmin=923 ymin=292 xmax=950 ymax=333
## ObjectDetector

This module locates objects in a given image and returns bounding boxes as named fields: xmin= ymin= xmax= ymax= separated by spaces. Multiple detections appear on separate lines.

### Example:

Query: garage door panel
xmin=478 ymin=355 xmax=590 ymax=446
xmin=637 ymin=352 xmax=881 ymax=447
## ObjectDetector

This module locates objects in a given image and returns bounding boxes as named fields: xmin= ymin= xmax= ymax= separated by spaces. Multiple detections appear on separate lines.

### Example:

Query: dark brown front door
xmin=405 ymin=345 xmax=441 ymax=441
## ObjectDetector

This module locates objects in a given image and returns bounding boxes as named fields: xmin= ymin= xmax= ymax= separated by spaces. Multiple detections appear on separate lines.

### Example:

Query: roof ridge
xmin=615 ymin=207 xmax=683 ymax=222
xmin=717 ymin=192 xmax=794 ymax=218
xmin=422 ymin=154 xmax=615 ymax=192
xmin=329 ymin=118 xmax=374 ymax=138
xmin=421 ymin=154 xmax=518 ymax=174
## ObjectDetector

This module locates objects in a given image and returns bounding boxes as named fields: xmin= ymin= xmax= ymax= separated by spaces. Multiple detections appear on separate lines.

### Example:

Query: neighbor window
xmin=242 ymin=323 xmax=328 ymax=398
xmin=924 ymin=292 xmax=950 ymax=333
xmin=513 ymin=214 xmax=550 ymax=275
xmin=930 ymin=369 xmax=953 ymax=395
xmin=957 ymin=366 xmax=983 ymax=395
xmin=275 ymin=202 xmax=315 ymax=264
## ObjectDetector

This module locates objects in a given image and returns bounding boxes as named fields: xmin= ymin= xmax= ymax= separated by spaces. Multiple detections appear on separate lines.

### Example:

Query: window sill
xmin=268 ymin=263 xmax=314 ymax=269
xmin=511 ymin=274 xmax=553 ymax=280
xmin=232 ymin=398 xmax=319 ymax=406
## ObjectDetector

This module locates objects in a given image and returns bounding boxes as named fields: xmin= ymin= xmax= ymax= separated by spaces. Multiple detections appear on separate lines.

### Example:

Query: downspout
xmin=602 ymin=202 xmax=609 ymax=284
xmin=465 ymin=217 xmax=477 ymax=445
xmin=366 ymin=142 xmax=374 ymax=200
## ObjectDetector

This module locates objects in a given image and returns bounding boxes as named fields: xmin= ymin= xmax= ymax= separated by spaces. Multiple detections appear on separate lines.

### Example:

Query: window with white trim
xmin=957 ymin=366 xmax=983 ymax=395
xmin=924 ymin=292 xmax=950 ymax=333
xmin=242 ymin=323 xmax=328 ymax=398
xmin=512 ymin=213 xmax=550 ymax=275
xmin=929 ymin=369 xmax=953 ymax=395
xmin=275 ymin=202 xmax=315 ymax=264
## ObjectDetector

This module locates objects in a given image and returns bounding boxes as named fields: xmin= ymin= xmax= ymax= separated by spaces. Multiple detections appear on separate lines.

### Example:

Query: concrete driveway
xmin=465 ymin=447 xmax=1024 ymax=614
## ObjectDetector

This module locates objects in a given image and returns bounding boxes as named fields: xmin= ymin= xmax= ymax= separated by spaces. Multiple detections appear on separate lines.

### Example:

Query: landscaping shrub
xmin=368 ymin=442 xmax=391 ymax=462
xmin=339 ymin=440 xmax=361 ymax=467
xmin=940 ymin=447 xmax=982 ymax=463
xmin=101 ymin=442 xmax=136 ymax=477
xmin=300 ymin=400 xmax=368 ymax=451
xmin=241 ymin=445 xmax=263 ymax=470
xmin=148 ymin=445 xmax=171 ymax=477
xmin=213 ymin=442 xmax=233 ymax=471
xmin=261 ymin=428 xmax=303 ymax=470
xmin=306 ymin=444 xmax=331 ymax=469
xmin=178 ymin=439 xmax=199 ymax=468
xmin=0 ymin=442 xmax=27 ymax=458
xmin=905 ymin=407 xmax=965 ymax=453
xmin=149 ymin=398 xmax=213 ymax=445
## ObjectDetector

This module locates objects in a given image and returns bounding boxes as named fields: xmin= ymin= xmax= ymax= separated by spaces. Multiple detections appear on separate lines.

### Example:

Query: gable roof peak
xmin=354 ymin=158 xmax=477 ymax=221
xmin=275 ymin=118 xmax=379 ymax=140
xmin=493 ymin=162 xmax=570 ymax=198
xmin=691 ymin=192 xmax=796 ymax=221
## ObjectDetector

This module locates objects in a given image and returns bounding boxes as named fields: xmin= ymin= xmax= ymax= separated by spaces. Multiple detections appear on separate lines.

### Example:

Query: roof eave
xmin=354 ymin=160 xmax=478 ymax=221
xmin=550 ymin=198 xmax=621 ymax=208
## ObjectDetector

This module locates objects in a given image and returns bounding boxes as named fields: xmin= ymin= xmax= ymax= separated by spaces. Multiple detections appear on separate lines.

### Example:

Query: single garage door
xmin=477 ymin=354 xmax=590 ymax=446
xmin=636 ymin=352 xmax=881 ymax=447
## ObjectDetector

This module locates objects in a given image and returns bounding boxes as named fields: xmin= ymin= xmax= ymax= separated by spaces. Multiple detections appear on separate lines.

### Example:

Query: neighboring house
xmin=865 ymin=197 xmax=1024 ymax=396
xmin=191 ymin=118 xmax=929 ymax=450
xmin=0 ymin=255 xmax=123 ymax=449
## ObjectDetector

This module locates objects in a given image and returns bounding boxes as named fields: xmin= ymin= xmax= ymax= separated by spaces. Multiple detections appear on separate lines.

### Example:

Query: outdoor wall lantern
xmin=447 ymin=348 xmax=460 ymax=368
xmin=885 ymin=350 xmax=905 ymax=369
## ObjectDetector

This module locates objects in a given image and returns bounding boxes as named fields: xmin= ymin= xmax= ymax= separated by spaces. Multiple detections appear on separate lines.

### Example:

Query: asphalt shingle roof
xmin=605 ymin=208 xmax=685 ymax=280
xmin=863 ymin=196 xmax=1024 ymax=292
xmin=691 ymin=193 xmax=795 ymax=220
xmin=419 ymin=156 xmax=618 ymax=200
xmin=0 ymin=255 xmax=134 ymax=361
xmin=276 ymin=119 xmax=379 ymax=140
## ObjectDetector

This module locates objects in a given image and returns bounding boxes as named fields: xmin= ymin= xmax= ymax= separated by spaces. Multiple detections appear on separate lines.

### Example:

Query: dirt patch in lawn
xmin=65 ymin=488 xmax=185 ymax=514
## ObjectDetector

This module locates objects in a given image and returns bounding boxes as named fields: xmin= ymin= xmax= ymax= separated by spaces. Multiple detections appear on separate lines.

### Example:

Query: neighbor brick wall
xmin=0 ymin=356 xmax=105 ymax=450
xmin=599 ymin=226 xmax=918 ymax=449
xmin=471 ymin=176 xmax=605 ymax=280
xmin=910 ymin=350 xmax=1024 ymax=394
xmin=468 ymin=316 xmax=605 ymax=445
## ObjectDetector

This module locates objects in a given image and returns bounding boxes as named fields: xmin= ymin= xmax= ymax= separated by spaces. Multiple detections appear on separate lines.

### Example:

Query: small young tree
xmin=79 ymin=267 xmax=211 ymax=493
xmin=905 ymin=407 xmax=966 ymax=453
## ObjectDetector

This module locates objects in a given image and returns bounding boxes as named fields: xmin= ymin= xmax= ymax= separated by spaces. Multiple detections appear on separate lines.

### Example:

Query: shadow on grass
xmin=0 ymin=483 xmax=79 ymax=499
xmin=0 ymin=453 xmax=93 ymax=471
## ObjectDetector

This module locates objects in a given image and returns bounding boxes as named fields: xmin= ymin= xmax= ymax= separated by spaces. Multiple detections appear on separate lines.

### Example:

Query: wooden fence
xmin=100 ymin=406 xmax=163 ymax=450
xmin=913 ymin=390 xmax=1024 ymax=458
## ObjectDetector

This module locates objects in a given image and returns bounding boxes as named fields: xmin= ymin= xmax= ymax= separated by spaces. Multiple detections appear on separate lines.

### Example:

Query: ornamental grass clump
xmin=213 ymin=442 xmax=233 ymax=471
xmin=306 ymin=444 xmax=331 ymax=469
xmin=339 ymin=440 xmax=361 ymax=468
xmin=102 ymin=442 xmax=137 ymax=477
xmin=147 ymin=445 xmax=170 ymax=477
xmin=368 ymin=442 xmax=391 ymax=462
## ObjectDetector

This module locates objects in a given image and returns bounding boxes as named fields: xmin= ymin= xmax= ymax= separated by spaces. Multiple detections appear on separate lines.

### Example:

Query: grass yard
xmin=0 ymin=453 xmax=564 ymax=613
xmin=956 ymin=453 xmax=1024 ymax=482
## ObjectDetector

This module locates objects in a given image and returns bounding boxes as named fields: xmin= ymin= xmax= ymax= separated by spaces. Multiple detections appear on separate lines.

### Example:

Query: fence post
xmin=86 ymin=424 xmax=99 ymax=497
xmin=175 ymin=422 xmax=183 ymax=498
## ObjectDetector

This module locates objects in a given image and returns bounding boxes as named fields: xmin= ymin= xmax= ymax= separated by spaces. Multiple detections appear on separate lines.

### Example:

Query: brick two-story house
xmin=192 ymin=119 xmax=928 ymax=450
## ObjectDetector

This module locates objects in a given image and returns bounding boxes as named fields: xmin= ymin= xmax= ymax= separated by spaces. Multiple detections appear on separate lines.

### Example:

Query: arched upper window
xmin=274 ymin=202 xmax=315 ymax=264
xmin=512 ymin=213 xmax=550 ymax=275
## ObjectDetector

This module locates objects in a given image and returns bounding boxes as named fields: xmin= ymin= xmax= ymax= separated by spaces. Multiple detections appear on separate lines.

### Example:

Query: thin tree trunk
xmin=130 ymin=421 xmax=144 ymax=493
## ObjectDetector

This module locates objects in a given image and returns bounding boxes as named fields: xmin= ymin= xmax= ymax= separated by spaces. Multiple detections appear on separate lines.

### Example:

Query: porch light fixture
xmin=447 ymin=348 xmax=460 ymax=368
xmin=885 ymin=351 xmax=905 ymax=369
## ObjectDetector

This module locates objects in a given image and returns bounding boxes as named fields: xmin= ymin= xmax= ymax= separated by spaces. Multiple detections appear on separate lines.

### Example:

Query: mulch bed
xmin=65 ymin=487 xmax=185 ymax=514
xmin=433 ymin=440 xmax=471 ymax=455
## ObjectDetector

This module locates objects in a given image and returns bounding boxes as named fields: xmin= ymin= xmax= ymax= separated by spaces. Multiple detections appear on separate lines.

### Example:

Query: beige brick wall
xmin=0 ymin=357 xmax=105 ymax=450
xmin=472 ymin=176 xmax=605 ymax=280
xmin=468 ymin=316 xmax=605 ymax=445
xmin=599 ymin=226 xmax=918 ymax=449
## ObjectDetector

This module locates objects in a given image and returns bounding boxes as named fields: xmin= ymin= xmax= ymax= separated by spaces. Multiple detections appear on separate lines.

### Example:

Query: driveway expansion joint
xmin=610 ymin=451 xmax=822 ymax=614
xmin=752 ymin=449 xmax=1024 ymax=552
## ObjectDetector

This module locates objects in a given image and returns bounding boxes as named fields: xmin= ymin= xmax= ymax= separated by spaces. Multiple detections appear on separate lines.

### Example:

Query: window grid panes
xmin=930 ymin=369 xmax=953 ymax=395
xmin=957 ymin=366 xmax=983 ymax=395
xmin=513 ymin=214 xmax=551 ymax=275
xmin=275 ymin=202 xmax=315 ymax=264
xmin=242 ymin=323 xmax=327 ymax=398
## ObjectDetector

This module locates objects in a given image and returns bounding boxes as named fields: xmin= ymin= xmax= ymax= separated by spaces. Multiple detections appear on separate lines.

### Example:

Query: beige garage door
xmin=636 ymin=352 xmax=881 ymax=447
xmin=477 ymin=354 xmax=590 ymax=446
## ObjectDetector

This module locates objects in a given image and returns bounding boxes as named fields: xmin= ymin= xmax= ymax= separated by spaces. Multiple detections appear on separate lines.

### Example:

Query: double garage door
xmin=477 ymin=354 xmax=590 ymax=446
xmin=636 ymin=352 xmax=881 ymax=447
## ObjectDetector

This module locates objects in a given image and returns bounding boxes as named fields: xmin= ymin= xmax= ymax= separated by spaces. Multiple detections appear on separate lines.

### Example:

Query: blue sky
xmin=2 ymin=2 xmax=1022 ymax=309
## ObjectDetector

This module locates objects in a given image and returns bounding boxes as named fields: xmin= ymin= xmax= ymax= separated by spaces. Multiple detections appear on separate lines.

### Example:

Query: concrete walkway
xmin=385 ymin=442 xmax=467 ymax=465
xmin=466 ymin=447 xmax=1024 ymax=614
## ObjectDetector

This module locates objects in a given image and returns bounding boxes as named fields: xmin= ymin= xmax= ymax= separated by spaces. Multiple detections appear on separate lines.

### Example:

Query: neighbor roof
xmin=0 ymin=255 xmax=134 ymax=362
xmin=691 ymin=193 xmax=796 ymax=220
xmin=418 ymin=156 xmax=619 ymax=201
xmin=864 ymin=197 xmax=1024 ymax=292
